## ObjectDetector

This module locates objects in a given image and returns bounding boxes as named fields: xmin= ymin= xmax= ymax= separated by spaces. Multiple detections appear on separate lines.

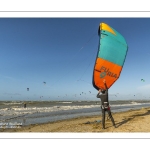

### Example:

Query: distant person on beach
xmin=24 ymin=103 xmax=26 ymax=108
xmin=97 ymin=79 xmax=116 ymax=129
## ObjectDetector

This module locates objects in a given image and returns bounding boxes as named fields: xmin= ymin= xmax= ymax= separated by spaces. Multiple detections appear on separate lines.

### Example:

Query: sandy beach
xmin=1 ymin=107 xmax=150 ymax=132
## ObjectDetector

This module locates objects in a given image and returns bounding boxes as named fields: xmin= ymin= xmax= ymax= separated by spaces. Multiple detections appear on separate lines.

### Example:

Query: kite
xmin=141 ymin=79 xmax=145 ymax=82
xmin=27 ymin=88 xmax=29 ymax=91
xmin=92 ymin=22 xmax=128 ymax=90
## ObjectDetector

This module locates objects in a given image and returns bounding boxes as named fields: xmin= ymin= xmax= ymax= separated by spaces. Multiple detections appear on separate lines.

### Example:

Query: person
xmin=97 ymin=79 xmax=116 ymax=129
xmin=24 ymin=102 xmax=27 ymax=108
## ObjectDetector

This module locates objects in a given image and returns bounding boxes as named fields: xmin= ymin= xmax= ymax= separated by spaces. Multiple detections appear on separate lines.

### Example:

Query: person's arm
xmin=103 ymin=79 xmax=108 ymax=93
xmin=96 ymin=89 xmax=101 ymax=98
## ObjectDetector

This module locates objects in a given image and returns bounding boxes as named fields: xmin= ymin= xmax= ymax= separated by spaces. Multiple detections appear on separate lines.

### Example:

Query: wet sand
xmin=1 ymin=107 xmax=150 ymax=132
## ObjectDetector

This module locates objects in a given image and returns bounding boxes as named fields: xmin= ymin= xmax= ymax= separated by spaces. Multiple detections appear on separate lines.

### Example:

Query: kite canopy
xmin=92 ymin=22 xmax=128 ymax=90
xmin=141 ymin=79 xmax=145 ymax=82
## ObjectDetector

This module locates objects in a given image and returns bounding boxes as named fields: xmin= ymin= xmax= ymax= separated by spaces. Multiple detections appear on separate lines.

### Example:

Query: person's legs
xmin=101 ymin=108 xmax=105 ymax=129
xmin=107 ymin=108 xmax=116 ymax=127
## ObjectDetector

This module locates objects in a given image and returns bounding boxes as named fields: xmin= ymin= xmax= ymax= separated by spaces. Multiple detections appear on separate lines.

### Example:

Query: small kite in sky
xmin=141 ymin=79 xmax=145 ymax=82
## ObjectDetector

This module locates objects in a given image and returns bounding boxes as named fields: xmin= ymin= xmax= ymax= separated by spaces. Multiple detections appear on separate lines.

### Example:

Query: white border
xmin=1 ymin=133 xmax=150 ymax=139
xmin=0 ymin=11 xmax=150 ymax=18
xmin=0 ymin=0 xmax=149 ymax=12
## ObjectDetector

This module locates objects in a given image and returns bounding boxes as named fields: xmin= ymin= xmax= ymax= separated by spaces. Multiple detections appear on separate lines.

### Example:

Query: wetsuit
xmin=97 ymin=83 xmax=115 ymax=129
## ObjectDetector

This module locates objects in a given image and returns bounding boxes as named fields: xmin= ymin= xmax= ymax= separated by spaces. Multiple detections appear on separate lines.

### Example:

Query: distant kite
xmin=43 ymin=82 xmax=46 ymax=85
xmin=27 ymin=88 xmax=29 ymax=91
xmin=141 ymin=79 xmax=145 ymax=82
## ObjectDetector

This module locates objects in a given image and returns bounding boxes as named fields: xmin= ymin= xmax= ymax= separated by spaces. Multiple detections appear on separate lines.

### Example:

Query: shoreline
xmin=1 ymin=106 xmax=150 ymax=132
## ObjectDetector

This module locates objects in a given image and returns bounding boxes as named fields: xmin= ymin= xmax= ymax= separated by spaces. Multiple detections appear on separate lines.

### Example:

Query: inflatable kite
xmin=141 ymin=79 xmax=145 ymax=82
xmin=92 ymin=22 xmax=128 ymax=90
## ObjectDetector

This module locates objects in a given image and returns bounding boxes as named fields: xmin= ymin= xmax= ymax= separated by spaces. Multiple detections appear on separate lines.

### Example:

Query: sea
xmin=0 ymin=100 xmax=150 ymax=128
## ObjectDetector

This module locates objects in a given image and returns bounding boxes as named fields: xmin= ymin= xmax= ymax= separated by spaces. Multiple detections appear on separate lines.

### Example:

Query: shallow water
xmin=0 ymin=100 xmax=150 ymax=127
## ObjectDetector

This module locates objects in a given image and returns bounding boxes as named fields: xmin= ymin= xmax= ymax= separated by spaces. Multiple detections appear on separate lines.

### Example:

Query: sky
xmin=0 ymin=18 xmax=150 ymax=101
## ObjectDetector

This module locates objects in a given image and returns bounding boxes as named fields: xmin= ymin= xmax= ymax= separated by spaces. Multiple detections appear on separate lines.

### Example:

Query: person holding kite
xmin=97 ymin=79 xmax=116 ymax=129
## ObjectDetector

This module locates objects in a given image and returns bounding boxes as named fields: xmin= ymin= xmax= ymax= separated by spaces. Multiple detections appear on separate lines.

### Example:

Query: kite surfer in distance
xmin=24 ymin=102 xmax=27 ymax=108
xmin=97 ymin=79 xmax=116 ymax=129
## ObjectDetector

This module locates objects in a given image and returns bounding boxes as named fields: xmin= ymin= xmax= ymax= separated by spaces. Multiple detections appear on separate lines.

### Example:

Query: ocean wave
xmin=2 ymin=102 xmax=23 ymax=105
xmin=1 ymin=102 xmax=150 ymax=117
xmin=56 ymin=102 xmax=73 ymax=104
